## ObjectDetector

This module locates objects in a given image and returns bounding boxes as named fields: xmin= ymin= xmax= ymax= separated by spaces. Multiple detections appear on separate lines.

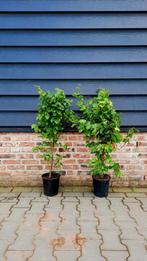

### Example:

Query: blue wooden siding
xmin=0 ymin=0 xmax=147 ymax=131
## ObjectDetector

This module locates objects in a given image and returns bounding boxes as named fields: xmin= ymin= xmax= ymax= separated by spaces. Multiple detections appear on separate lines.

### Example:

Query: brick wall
xmin=0 ymin=133 xmax=147 ymax=187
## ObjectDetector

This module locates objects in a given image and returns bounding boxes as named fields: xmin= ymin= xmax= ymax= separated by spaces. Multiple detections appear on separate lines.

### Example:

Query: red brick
xmin=73 ymin=154 xmax=91 ymax=159
xmin=17 ymin=154 xmax=34 ymax=159
xmin=22 ymin=160 xmax=40 ymax=165
xmin=63 ymin=165 xmax=79 ymax=170
xmin=0 ymin=135 xmax=11 ymax=141
xmin=62 ymin=159 xmax=76 ymax=164
xmin=67 ymin=135 xmax=84 ymax=141
xmin=26 ymin=165 xmax=43 ymax=170
xmin=0 ymin=154 xmax=16 ymax=158
xmin=7 ymin=165 xmax=25 ymax=170
xmin=0 ymin=148 xmax=11 ymax=153
xmin=19 ymin=142 xmax=36 ymax=146
xmin=2 ymin=160 xmax=20 ymax=164
xmin=1 ymin=142 xmax=14 ymax=147
xmin=76 ymin=147 xmax=89 ymax=153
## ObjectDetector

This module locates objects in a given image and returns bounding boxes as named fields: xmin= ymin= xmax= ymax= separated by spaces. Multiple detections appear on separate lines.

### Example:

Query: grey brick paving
xmin=0 ymin=190 xmax=146 ymax=260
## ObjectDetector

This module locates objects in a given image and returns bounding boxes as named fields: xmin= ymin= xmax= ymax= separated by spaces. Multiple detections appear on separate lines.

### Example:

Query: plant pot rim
xmin=42 ymin=172 xmax=60 ymax=181
xmin=92 ymin=174 xmax=110 ymax=181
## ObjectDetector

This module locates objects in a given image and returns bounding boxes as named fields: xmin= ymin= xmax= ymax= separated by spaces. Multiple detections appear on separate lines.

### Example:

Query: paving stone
xmin=79 ymin=222 xmax=99 ymax=239
xmin=51 ymin=234 xmax=80 ymax=251
xmin=63 ymin=192 xmax=83 ymax=197
xmin=0 ymin=192 xmax=19 ymax=198
xmin=109 ymin=198 xmax=131 ymax=218
xmin=108 ymin=193 xmax=125 ymax=198
xmin=13 ymin=197 xmax=32 ymax=208
xmin=102 ymin=250 xmax=129 ymax=261
xmin=137 ymin=198 xmax=147 ymax=206
xmin=0 ymin=197 xmax=5 ymax=203
xmin=97 ymin=216 xmax=117 ymax=230
xmin=41 ymin=209 xmax=61 ymax=222
xmin=0 ymin=203 xmax=16 ymax=222
xmin=137 ymin=198 xmax=147 ymax=211
xmin=29 ymin=240 xmax=53 ymax=261
xmin=39 ymin=222 xmax=60 ymax=235
xmin=60 ymin=201 xmax=78 ymax=217
xmin=100 ymin=230 xmax=126 ymax=251
xmin=62 ymin=197 xmax=79 ymax=202
xmin=120 ymin=225 xmax=143 ymax=240
xmin=0 ymin=239 xmax=13 ymax=256
xmin=122 ymin=240 xmax=147 ymax=261
xmin=8 ymin=230 xmax=36 ymax=251
xmin=6 ymin=250 xmax=33 ymax=261
xmin=28 ymin=202 xmax=46 ymax=214
xmin=123 ymin=197 xmax=138 ymax=203
xmin=46 ymin=197 xmax=63 ymax=209
xmin=32 ymin=197 xmax=49 ymax=202
xmin=79 ymin=239 xmax=105 ymax=261
xmin=93 ymin=198 xmax=113 ymax=217
xmin=20 ymin=192 xmax=41 ymax=198
xmin=1 ymin=198 xmax=18 ymax=203
xmin=5 ymin=208 xmax=27 ymax=222
xmin=126 ymin=193 xmax=147 ymax=198
xmin=0 ymin=221 xmax=18 ymax=240
xmin=83 ymin=192 xmax=93 ymax=197
xmin=55 ymin=250 xmax=80 ymax=261
xmin=124 ymin=201 xmax=147 ymax=234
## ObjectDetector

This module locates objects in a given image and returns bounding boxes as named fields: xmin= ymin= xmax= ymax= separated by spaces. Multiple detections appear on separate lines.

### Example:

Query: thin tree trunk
xmin=49 ymin=144 xmax=54 ymax=178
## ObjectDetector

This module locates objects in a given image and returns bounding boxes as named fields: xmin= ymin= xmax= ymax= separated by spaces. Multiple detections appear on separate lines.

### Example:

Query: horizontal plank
xmin=0 ymin=111 xmax=146 ymax=126
xmin=1 ymin=0 xmax=147 ymax=12
xmin=0 ymin=13 xmax=147 ymax=29
xmin=1 ymin=47 xmax=147 ymax=63
xmin=1 ymin=79 xmax=147 ymax=95
xmin=0 ymin=96 xmax=146 ymax=111
xmin=0 ymin=64 xmax=147 ymax=79
xmin=1 ymin=30 xmax=147 ymax=46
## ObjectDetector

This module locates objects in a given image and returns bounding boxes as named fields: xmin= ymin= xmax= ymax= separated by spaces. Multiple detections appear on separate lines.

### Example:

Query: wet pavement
xmin=0 ymin=188 xmax=147 ymax=261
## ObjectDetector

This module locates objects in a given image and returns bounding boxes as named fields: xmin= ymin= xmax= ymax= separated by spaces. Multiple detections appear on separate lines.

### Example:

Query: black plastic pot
xmin=42 ymin=172 xmax=60 ymax=196
xmin=92 ymin=174 xmax=110 ymax=198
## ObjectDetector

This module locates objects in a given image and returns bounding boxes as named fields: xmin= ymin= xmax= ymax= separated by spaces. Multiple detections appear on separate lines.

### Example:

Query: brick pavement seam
xmin=4 ymin=195 xmax=35 ymax=260
xmin=26 ymin=197 xmax=50 ymax=261
xmin=0 ymin=194 xmax=20 ymax=230
xmin=75 ymin=196 xmax=83 ymax=261
xmin=52 ymin=196 xmax=64 ymax=261
xmin=106 ymin=198 xmax=130 ymax=261
xmin=135 ymin=198 xmax=147 ymax=213
xmin=122 ymin=197 xmax=147 ymax=244
xmin=92 ymin=198 xmax=108 ymax=261
xmin=123 ymin=197 xmax=147 ymax=246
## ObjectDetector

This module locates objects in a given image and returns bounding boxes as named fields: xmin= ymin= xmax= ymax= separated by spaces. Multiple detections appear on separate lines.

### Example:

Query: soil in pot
xmin=92 ymin=174 xmax=110 ymax=198
xmin=42 ymin=172 xmax=60 ymax=196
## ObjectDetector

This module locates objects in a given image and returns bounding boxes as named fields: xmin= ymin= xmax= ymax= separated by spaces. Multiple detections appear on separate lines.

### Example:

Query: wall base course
xmin=0 ymin=132 xmax=147 ymax=187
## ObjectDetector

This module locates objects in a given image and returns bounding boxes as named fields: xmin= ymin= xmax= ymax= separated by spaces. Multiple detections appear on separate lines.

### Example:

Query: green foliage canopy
xmin=32 ymin=87 xmax=74 ymax=177
xmin=73 ymin=88 xmax=136 ymax=177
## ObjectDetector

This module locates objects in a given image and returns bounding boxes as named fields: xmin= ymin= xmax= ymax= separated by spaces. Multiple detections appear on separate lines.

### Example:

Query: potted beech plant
xmin=73 ymin=88 xmax=136 ymax=197
xmin=32 ymin=87 xmax=73 ymax=196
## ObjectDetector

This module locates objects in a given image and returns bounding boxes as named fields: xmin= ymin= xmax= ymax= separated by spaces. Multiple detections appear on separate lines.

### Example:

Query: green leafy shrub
xmin=73 ymin=88 xmax=136 ymax=177
xmin=32 ymin=87 xmax=74 ymax=178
